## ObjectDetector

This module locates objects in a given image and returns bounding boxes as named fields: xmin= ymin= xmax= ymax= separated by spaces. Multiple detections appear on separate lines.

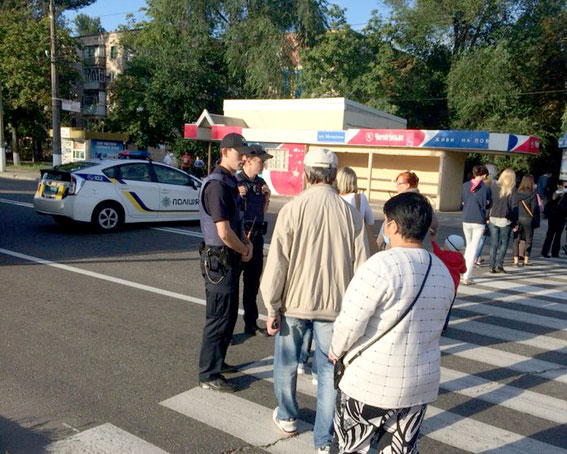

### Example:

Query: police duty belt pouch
xmin=199 ymin=242 xmax=230 ymax=284
xmin=334 ymin=253 xmax=432 ymax=390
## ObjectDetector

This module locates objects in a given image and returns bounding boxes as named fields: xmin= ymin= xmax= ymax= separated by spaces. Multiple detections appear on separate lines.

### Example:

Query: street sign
xmin=61 ymin=100 xmax=81 ymax=113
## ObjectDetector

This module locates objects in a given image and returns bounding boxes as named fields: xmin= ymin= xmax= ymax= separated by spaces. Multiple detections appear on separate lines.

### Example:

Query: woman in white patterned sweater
xmin=329 ymin=192 xmax=454 ymax=454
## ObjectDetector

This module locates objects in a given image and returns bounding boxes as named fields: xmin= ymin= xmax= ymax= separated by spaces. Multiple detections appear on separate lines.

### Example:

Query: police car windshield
xmin=55 ymin=162 xmax=98 ymax=172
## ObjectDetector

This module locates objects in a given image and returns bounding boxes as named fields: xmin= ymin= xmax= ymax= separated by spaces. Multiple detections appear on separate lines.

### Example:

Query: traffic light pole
xmin=49 ymin=0 xmax=61 ymax=166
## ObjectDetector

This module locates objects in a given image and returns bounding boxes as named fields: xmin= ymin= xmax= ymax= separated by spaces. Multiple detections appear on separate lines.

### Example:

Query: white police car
xmin=34 ymin=160 xmax=202 ymax=232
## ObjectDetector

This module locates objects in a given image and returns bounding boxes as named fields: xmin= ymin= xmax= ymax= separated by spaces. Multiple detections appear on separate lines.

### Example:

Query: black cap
xmin=249 ymin=144 xmax=273 ymax=160
xmin=220 ymin=133 xmax=252 ymax=155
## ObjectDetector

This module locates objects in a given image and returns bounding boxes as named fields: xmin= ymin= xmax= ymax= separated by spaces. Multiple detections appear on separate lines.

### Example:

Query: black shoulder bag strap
xmin=334 ymin=252 xmax=433 ymax=389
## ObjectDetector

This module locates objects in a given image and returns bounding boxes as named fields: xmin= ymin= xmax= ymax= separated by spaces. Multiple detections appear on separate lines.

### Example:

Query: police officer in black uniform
xmin=236 ymin=144 xmax=273 ymax=336
xmin=198 ymin=133 xmax=253 ymax=393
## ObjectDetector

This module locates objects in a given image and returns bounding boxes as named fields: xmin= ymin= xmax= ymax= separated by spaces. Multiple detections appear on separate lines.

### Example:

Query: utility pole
xmin=0 ymin=83 xmax=5 ymax=172
xmin=49 ymin=0 xmax=61 ymax=166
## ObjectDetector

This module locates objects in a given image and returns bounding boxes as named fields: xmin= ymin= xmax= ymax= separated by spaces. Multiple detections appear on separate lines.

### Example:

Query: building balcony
xmin=82 ymin=105 xmax=107 ymax=117
xmin=83 ymin=81 xmax=106 ymax=91
xmin=83 ymin=56 xmax=106 ymax=67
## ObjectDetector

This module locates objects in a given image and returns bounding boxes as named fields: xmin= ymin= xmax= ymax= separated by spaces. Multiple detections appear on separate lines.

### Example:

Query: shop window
xmin=264 ymin=148 xmax=289 ymax=171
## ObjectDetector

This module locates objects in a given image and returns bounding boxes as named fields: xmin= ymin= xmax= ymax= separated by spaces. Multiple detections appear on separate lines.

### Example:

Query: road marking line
xmin=0 ymin=197 xmax=34 ymax=208
xmin=0 ymin=196 xmax=273 ymax=247
xmin=439 ymin=367 xmax=567 ymax=424
xmin=440 ymin=337 xmax=567 ymax=384
xmin=46 ymin=423 xmax=169 ymax=454
xmin=239 ymin=357 xmax=567 ymax=425
xmin=154 ymin=226 xmax=272 ymax=249
xmin=448 ymin=316 xmax=567 ymax=352
xmin=161 ymin=388 xmax=313 ymax=453
xmin=0 ymin=247 xmax=207 ymax=307
xmin=0 ymin=247 xmax=268 ymax=322
xmin=452 ymin=300 xmax=567 ymax=331
xmin=457 ymin=289 xmax=567 ymax=314
xmin=422 ymin=406 xmax=566 ymax=454
xmin=467 ymin=277 xmax=567 ymax=300
xmin=229 ymin=358 xmax=567 ymax=453
xmin=152 ymin=226 xmax=203 ymax=239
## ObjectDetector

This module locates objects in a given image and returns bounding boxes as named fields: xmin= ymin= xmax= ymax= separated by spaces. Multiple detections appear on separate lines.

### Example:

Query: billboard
xmin=91 ymin=140 xmax=124 ymax=159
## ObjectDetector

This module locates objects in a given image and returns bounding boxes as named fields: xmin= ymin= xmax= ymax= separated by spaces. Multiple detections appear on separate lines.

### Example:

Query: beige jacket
xmin=260 ymin=184 xmax=369 ymax=320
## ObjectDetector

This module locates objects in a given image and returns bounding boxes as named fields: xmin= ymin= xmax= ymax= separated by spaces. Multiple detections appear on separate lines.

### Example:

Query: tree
xmin=73 ymin=13 xmax=105 ymax=35
xmin=299 ymin=6 xmax=371 ymax=101
xmin=107 ymin=0 xmax=330 ymax=148
xmin=107 ymin=0 xmax=227 ymax=148
xmin=0 ymin=2 xmax=80 ymax=160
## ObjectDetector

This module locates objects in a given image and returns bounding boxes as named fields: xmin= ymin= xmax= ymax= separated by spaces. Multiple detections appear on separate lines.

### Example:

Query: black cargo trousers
xmin=198 ymin=245 xmax=240 ymax=382
xmin=239 ymin=233 xmax=264 ymax=331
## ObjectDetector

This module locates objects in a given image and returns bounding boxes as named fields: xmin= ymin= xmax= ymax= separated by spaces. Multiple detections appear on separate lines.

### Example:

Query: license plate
xmin=41 ymin=182 xmax=66 ymax=199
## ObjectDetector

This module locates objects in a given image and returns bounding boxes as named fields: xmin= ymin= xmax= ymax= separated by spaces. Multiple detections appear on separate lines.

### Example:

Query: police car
xmin=34 ymin=160 xmax=202 ymax=232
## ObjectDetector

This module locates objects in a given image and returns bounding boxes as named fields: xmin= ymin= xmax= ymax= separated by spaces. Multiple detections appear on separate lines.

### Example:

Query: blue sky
xmin=63 ymin=0 xmax=390 ymax=34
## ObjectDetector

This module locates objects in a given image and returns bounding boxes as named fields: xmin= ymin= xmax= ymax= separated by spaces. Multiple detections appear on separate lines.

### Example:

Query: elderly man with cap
xmin=260 ymin=148 xmax=369 ymax=453
xmin=198 ymin=132 xmax=253 ymax=393
xmin=236 ymin=144 xmax=273 ymax=337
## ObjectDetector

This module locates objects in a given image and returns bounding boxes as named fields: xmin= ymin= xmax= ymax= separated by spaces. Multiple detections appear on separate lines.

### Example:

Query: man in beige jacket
xmin=260 ymin=148 xmax=369 ymax=453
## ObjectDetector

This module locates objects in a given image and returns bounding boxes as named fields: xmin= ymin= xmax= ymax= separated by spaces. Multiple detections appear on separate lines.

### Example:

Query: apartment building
xmin=76 ymin=31 xmax=128 ymax=123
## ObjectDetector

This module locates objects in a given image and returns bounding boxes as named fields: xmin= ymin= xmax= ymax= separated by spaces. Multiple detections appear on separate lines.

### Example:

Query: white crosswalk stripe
xmin=10 ymin=237 xmax=564 ymax=453
xmin=156 ymin=268 xmax=566 ymax=453
xmin=46 ymin=423 xmax=170 ymax=454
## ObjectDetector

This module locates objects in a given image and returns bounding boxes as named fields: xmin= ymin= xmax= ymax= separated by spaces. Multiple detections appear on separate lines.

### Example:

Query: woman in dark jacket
xmin=541 ymin=181 xmax=567 ymax=258
xmin=512 ymin=175 xmax=540 ymax=266
xmin=488 ymin=169 xmax=516 ymax=273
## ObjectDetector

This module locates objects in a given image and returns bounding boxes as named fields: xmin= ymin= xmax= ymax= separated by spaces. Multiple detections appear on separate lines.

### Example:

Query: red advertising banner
xmin=211 ymin=125 xmax=243 ymax=140
xmin=184 ymin=124 xmax=198 ymax=139
xmin=348 ymin=129 xmax=426 ymax=147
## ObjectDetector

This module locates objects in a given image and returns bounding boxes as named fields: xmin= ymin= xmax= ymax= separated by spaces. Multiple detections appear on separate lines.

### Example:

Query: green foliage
xmin=447 ymin=42 xmax=530 ymax=132
xmin=299 ymin=6 xmax=370 ymax=101
xmin=73 ymin=13 xmax=105 ymax=36
xmin=0 ymin=4 xmax=78 ymax=144
xmin=108 ymin=0 xmax=329 ymax=147
xmin=107 ymin=0 xmax=227 ymax=148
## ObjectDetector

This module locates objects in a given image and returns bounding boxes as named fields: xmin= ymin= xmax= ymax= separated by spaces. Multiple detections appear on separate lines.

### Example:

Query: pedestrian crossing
xmin=42 ymin=258 xmax=567 ymax=453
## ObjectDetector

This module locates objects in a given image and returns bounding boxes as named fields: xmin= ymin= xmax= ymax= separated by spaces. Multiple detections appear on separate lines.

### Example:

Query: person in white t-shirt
xmin=336 ymin=167 xmax=377 ymax=254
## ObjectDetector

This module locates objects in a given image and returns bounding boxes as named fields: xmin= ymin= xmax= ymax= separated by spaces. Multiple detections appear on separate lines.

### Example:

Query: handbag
xmin=334 ymin=253 xmax=433 ymax=389
xmin=521 ymin=199 xmax=540 ymax=229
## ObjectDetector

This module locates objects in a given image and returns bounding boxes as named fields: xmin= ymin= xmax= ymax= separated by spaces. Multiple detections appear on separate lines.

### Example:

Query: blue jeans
xmin=488 ymin=222 xmax=512 ymax=268
xmin=274 ymin=316 xmax=335 ymax=448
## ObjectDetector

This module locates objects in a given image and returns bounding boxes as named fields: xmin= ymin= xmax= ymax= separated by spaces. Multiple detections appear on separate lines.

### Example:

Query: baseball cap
xmin=304 ymin=147 xmax=338 ymax=168
xmin=220 ymin=133 xmax=252 ymax=155
xmin=249 ymin=144 xmax=273 ymax=160
xmin=445 ymin=234 xmax=465 ymax=252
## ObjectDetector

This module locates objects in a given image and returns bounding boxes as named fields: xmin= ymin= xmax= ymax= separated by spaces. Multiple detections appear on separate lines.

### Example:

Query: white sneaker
xmin=317 ymin=446 xmax=331 ymax=453
xmin=312 ymin=373 xmax=318 ymax=385
xmin=297 ymin=363 xmax=306 ymax=375
xmin=272 ymin=407 xmax=297 ymax=434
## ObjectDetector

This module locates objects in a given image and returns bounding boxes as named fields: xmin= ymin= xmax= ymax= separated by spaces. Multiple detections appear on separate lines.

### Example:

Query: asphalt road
xmin=0 ymin=176 xmax=566 ymax=454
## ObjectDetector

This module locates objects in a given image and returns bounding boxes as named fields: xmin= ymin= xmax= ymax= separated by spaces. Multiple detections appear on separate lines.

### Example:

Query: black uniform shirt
xmin=236 ymin=172 xmax=267 ymax=223
xmin=202 ymin=166 xmax=238 ymax=223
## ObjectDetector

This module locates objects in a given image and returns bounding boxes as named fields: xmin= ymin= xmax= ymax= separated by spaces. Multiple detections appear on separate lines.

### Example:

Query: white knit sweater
xmin=330 ymin=247 xmax=454 ymax=409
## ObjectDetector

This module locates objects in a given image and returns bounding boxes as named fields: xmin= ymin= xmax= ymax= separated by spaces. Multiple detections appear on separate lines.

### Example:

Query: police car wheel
xmin=92 ymin=202 xmax=123 ymax=232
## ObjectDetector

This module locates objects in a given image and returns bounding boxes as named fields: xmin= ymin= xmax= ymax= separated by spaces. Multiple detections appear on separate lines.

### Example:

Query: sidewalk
xmin=0 ymin=169 xmax=41 ymax=181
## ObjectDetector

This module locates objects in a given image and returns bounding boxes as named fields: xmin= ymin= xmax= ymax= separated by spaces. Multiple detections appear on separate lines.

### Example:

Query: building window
xmin=110 ymin=46 xmax=116 ymax=59
xmin=264 ymin=148 xmax=289 ymax=171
